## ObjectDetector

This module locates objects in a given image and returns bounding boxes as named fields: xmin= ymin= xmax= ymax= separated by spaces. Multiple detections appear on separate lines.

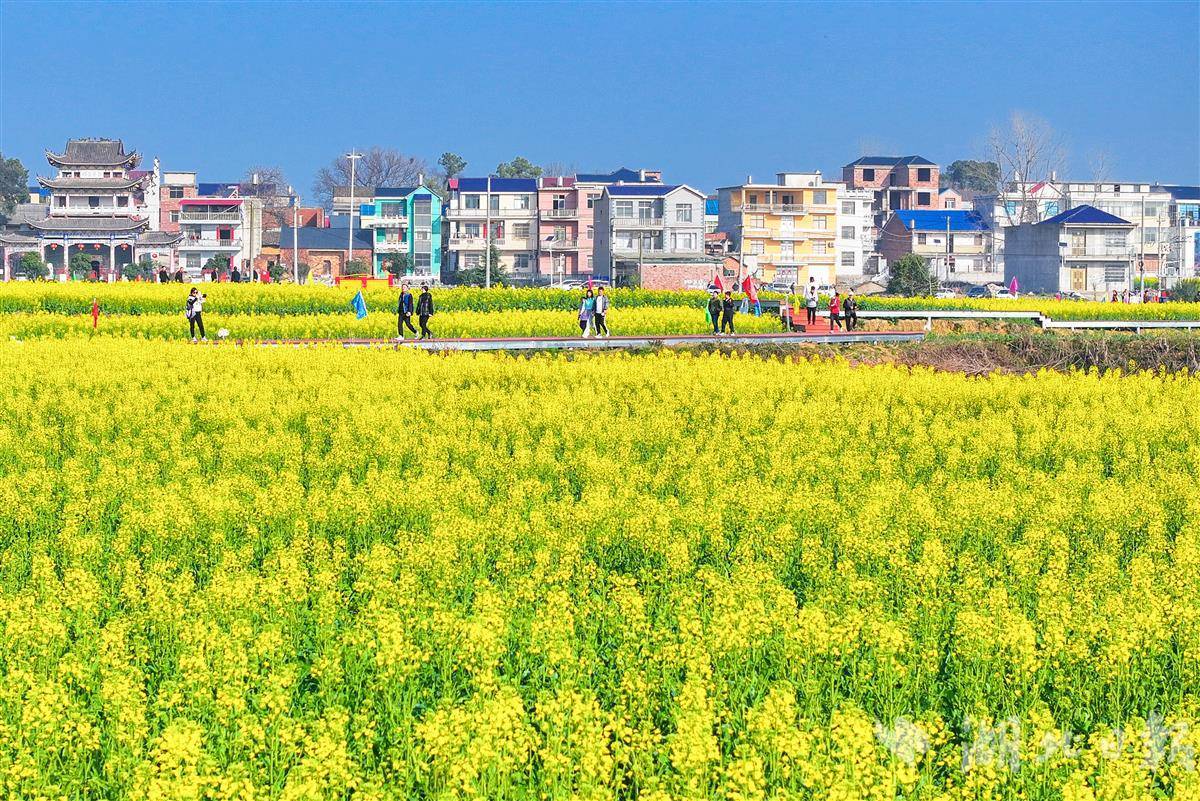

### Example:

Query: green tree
xmin=495 ymin=157 xmax=542 ymax=179
xmin=385 ymin=253 xmax=411 ymax=279
xmin=69 ymin=251 xmax=96 ymax=280
xmin=438 ymin=152 xmax=466 ymax=180
xmin=0 ymin=154 xmax=28 ymax=218
xmin=204 ymin=255 xmax=231 ymax=276
xmin=1173 ymin=278 xmax=1200 ymax=302
xmin=454 ymin=240 xmax=508 ymax=286
xmin=17 ymin=251 xmax=48 ymax=280
xmin=123 ymin=255 xmax=155 ymax=282
xmin=345 ymin=259 xmax=370 ymax=276
xmin=268 ymin=260 xmax=288 ymax=282
xmin=941 ymin=159 xmax=1000 ymax=192
xmin=887 ymin=253 xmax=935 ymax=296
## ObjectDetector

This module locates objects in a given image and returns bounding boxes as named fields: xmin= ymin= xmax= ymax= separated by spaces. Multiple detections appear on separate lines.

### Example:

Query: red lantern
xmin=120 ymin=244 xmax=129 ymax=250
xmin=93 ymin=244 xmax=101 ymax=250
xmin=49 ymin=243 xmax=58 ymax=250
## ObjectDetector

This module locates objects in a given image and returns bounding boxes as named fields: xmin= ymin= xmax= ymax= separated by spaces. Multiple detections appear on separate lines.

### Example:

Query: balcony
xmin=612 ymin=246 xmax=704 ymax=257
xmin=612 ymin=216 xmax=665 ymax=229
xmin=1066 ymin=247 xmax=1130 ymax=258
xmin=179 ymin=237 xmax=241 ymax=250
xmin=449 ymin=235 xmax=536 ymax=249
xmin=375 ymin=240 xmax=409 ymax=252
xmin=735 ymin=203 xmax=809 ymax=214
xmin=808 ymin=229 xmax=836 ymax=238
xmin=540 ymin=238 xmax=579 ymax=250
xmin=447 ymin=207 xmax=536 ymax=219
xmin=543 ymin=208 xmax=578 ymax=219
xmin=179 ymin=209 xmax=240 ymax=222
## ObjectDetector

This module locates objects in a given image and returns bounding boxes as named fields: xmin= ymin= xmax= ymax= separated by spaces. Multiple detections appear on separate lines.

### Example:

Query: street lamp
xmin=346 ymin=150 xmax=363 ymax=274
xmin=289 ymin=185 xmax=300 ymax=284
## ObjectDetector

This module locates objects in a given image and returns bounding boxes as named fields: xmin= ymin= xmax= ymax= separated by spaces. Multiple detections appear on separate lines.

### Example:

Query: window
xmin=747 ymin=240 xmax=765 ymax=255
xmin=415 ymin=254 xmax=432 ymax=269
xmin=515 ymin=195 xmax=531 ymax=209
xmin=747 ymin=214 xmax=765 ymax=229
xmin=862 ymin=169 xmax=875 ymax=181
xmin=415 ymin=230 xmax=430 ymax=241
xmin=1104 ymin=230 xmax=1126 ymax=248
xmin=117 ymin=196 xmax=128 ymax=207
xmin=841 ymin=201 xmax=855 ymax=215
xmin=812 ymin=190 xmax=828 ymax=205
xmin=917 ymin=192 xmax=931 ymax=206
xmin=1143 ymin=228 xmax=1158 ymax=244
xmin=56 ymin=196 xmax=66 ymax=207
xmin=1044 ymin=202 xmax=1059 ymax=217
xmin=465 ymin=253 xmax=481 ymax=268
xmin=841 ymin=252 xmax=856 ymax=266
xmin=88 ymin=196 xmax=100 ymax=208
xmin=463 ymin=223 xmax=481 ymax=237
xmin=552 ymin=194 xmax=567 ymax=210
xmin=1004 ymin=201 xmax=1019 ymax=216
xmin=974 ymin=234 xmax=983 ymax=246
xmin=748 ymin=193 xmax=758 ymax=205
xmin=513 ymin=254 xmax=531 ymax=271
xmin=587 ymin=193 xmax=600 ymax=209
xmin=841 ymin=226 xmax=855 ymax=240
xmin=464 ymin=194 xmax=481 ymax=209
xmin=638 ymin=201 xmax=656 ymax=220
xmin=587 ymin=255 xmax=594 ymax=270
xmin=917 ymin=233 xmax=928 ymax=245
xmin=586 ymin=225 xmax=594 ymax=240
xmin=814 ymin=242 xmax=827 ymax=255
xmin=812 ymin=216 xmax=827 ymax=230
xmin=513 ymin=223 xmax=531 ymax=238
xmin=187 ymin=254 xmax=202 ymax=270
xmin=170 ymin=212 xmax=180 ymax=223
xmin=489 ymin=195 xmax=500 ymax=211
xmin=917 ymin=168 xmax=931 ymax=182
xmin=944 ymin=198 xmax=957 ymax=209
xmin=169 ymin=187 xmax=185 ymax=199
xmin=672 ymin=233 xmax=696 ymax=251
xmin=614 ymin=200 xmax=633 ymax=218
xmin=1144 ymin=204 xmax=1159 ymax=219
xmin=675 ymin=203 xmax=693 ymax=222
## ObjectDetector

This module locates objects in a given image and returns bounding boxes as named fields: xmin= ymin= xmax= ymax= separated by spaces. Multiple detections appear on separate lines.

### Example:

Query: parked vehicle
xmin=965 ymin=285 xmax=988 ymax=298
xmin=935 ymin=289 xmax=957 ymax=299
xmin=994 ymin=289 xmax=1014 ymax=299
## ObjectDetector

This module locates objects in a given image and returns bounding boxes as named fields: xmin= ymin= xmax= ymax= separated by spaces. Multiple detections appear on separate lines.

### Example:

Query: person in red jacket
xmin=829 ymin=292 xmax=842 ymax=331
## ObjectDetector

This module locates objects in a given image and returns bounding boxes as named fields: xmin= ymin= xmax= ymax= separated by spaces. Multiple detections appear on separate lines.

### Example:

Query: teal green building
xmin=359 ymin=185 xmax=443 ymax=282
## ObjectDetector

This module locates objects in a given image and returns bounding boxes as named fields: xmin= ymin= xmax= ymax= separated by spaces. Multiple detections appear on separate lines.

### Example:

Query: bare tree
xmin=542 ymin=161 xmax=578 ymax=179
xmin=1085 ymin=148 xmax=1114 ymax=205
xmin=989 ymin=112 xmax=1066 ymax=225
xmin=312 ymin=147 xmax=431 ymax=207
xmin=242 ymin=165 xmax=293 ymax=229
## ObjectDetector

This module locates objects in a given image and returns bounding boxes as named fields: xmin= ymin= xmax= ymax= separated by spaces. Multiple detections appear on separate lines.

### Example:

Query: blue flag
xmin=350 ymin=290 xmax=368 ymax=320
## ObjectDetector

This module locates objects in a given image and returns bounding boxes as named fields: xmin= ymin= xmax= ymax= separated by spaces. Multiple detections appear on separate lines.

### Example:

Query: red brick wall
xmin=640 ymin=262 xmax=715 ymax=291
xmin=159 ymin=185 xmax=198 ymax=232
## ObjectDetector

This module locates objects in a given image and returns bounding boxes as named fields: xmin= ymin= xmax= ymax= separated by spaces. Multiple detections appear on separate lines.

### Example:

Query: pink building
xmin=537 ymin=168 xmax=662 ymax=280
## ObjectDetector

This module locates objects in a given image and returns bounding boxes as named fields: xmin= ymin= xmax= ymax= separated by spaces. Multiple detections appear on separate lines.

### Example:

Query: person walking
xmin=416 ymin=283 xmax=435 ymax=340
xmin=174 ymin=267 xmax=184 ymax=283
xmin=707 ymin=291 xmax=722 ymax=334
xmin=720 ymin=290 xmax=736 ymax=334
xmin=593 ymin=286 xmax=610 ymax=337
xmin=158 ymin=266 xmax=168 ymax=284
xmin=844 ymin=291 xmax=858 ymax=331
xmin=805 ymin=277 xmax=818 ymax=326
xmin=231 ymin=265 xmax=242 ymax=284
xmin=396 ymin=283 xmax=417 ymax=339
xmin=187 ymin=288 xmax=207 ymax=342
xmin=578 ymin=288 xmax=596 ymax=337
xmin=828 ymin=291 xmax=842 ymax=331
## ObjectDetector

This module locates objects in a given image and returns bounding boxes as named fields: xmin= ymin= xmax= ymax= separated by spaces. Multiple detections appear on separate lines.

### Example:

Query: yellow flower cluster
xmin=0 ymin=339 xmax=1197 ymax=800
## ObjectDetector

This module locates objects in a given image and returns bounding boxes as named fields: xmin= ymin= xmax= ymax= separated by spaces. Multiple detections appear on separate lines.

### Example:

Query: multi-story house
xmin=1153 ymin=185 xmax=1200 ymax=282
xmin=842 ymin=156 xmax=940 ymax=223
xmin=445 ymin=177 xmax=539 ymax=280
xmin=594 ymin=184 xmax=713 ymax=287
xmin=177 ymin=197 xmax=250 ymax=278
xmin=358 ymin=185 xmax=443 ymax=282
xmin=536 ymin=168 xmax=663 ymax=281
xmin=834 ymin=188 xmax=878 ymax=278
xmin=159 ymin=171 xmax=198 ymax=232
xmin=715 ymin=172 xmax=840 ymax=286
xmin=878 ymin=210 xmax=996 ymax=285
xmin=1004 ymin=205 xmax=1135 ymax=296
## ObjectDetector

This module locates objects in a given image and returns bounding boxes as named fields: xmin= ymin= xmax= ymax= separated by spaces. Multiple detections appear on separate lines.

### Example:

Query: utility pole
xmin=346 ymin=150 xmax=362 ymax=274
xmin=291 ymin=187 xmax=300 ymax=284
xmin=1139 ymin=193 xmax=1146 ymax=298
xmin=945 ymin=215 xmax=951 ymax=290
xmin=484 ymin=175 xmax=492 ymax=289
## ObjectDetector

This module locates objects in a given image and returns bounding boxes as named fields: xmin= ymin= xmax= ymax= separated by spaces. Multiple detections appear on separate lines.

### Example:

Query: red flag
xmin=91 ymin=298 xmax=99 ymax=330
xmin=1008 ymin=276 xmax=1019 ymax=295
xmin=713 ymin=272 xmax=724 ymax=292
xmin=742 ymin=275 xmax=758 ymax=303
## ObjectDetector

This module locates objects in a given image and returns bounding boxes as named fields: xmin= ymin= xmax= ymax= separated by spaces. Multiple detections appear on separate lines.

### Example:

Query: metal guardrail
xmin=852 ymin=308 xmax=1200 ymax=332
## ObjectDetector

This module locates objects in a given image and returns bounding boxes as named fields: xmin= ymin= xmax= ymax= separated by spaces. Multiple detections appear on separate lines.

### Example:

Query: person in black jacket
xmin=416 ymin=284 xmax=435 ymax=339
xmin=707 ymin=291 xmax=722 ymax=334
xmin=158 ymin=267 xmax=169 ymax=284
xmin=843 ymin=291 xmax=859 ymax=331
xmin=396 ymin=283 xmax=417 ymax=339
xmin=720 ymin=291 xmax=736 ymax=334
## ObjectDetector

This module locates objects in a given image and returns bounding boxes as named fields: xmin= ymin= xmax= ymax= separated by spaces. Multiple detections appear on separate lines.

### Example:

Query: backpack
xmin=185 ymin=297 xmax=195 ymax=318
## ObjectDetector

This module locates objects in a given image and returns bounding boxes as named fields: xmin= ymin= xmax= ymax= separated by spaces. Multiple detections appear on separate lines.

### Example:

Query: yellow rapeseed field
xmin=0 ymin=339 xmax=1198 ymax=800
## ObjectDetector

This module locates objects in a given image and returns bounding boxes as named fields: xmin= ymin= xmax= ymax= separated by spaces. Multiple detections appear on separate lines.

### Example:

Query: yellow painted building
xmin=716 ymin=172 xmax=839 ymax=286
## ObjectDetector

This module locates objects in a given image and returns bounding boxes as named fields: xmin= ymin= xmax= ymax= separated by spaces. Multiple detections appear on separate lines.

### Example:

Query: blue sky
xmin=1 ymin=1 xmax=1197 ymax=196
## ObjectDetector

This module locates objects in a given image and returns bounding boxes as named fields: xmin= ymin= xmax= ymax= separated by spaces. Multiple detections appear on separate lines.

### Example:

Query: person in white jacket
xmin=593 ymin=286 xmax=610 ymax=337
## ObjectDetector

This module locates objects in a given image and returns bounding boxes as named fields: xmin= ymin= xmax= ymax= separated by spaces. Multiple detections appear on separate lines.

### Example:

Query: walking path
xmin=252 ymin=330 xmax=924 ymax=351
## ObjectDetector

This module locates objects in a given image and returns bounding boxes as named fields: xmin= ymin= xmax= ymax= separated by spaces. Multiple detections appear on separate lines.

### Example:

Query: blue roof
xmin=1038 ymin=205 xmax=1131 ymax=226
xmin=705 ymin=198 xmax=719 ymax=215
xmin=375 ymin=186 xmax=419 ymax=198
xmin=456 ymin=177 xmax=537 ymax=192
xmin=197 ymin=181 xmax=241 ymax=196
xmin=1160 ymin=185 xmax=1200 ymax=201
xmin=893 ymin=209 xmax=989 ymax=232
xmin=607 ymin=184 xmax=679 ymax=197
xmin=576 ymin=167 xmax=658 ymax=184
xmin=279 ymin=226 xmax=373 ymax=249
